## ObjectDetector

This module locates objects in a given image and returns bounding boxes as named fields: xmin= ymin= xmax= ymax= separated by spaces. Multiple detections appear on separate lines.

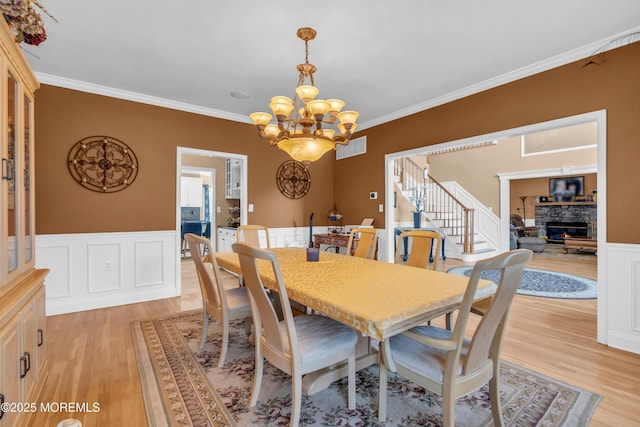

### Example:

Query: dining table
xmin=215 ymin=247 xmax=495 ymax=395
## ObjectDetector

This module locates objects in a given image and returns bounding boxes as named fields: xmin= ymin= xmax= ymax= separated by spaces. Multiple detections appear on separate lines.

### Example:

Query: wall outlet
xmin=378 ymin=203 xmax=384 ymax=212
xmin=105 ymin=261 xmax=113 ymax=271
xmin=248 ymin=204 xmax=254 ymax=212
xmin=369 ymin=191 xmax=377 ymax=200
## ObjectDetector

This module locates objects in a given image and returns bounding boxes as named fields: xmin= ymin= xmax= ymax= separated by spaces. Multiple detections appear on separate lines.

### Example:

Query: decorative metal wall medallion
xmin=68 ymin=136 xmax=138 ymax=192
xmin=276 ymin=160 xmax=310 ymax=199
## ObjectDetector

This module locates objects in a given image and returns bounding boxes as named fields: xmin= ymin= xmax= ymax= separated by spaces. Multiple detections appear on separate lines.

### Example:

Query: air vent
xmin=336 ymin=136 xmax=367 ymax=160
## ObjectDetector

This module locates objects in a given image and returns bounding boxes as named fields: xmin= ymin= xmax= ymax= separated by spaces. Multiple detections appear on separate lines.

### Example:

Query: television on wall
xmin=549 ymin=176 xmax=584 ymax=202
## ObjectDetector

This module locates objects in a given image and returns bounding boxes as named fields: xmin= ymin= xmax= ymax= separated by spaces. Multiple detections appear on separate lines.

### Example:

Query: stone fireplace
xmin=535 ymin=203 xmax=597 ymax=242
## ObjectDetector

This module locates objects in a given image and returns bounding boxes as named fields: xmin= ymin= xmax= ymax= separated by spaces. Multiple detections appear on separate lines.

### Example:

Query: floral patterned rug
xmin=132 ymin=310 xmax=601 ymax=426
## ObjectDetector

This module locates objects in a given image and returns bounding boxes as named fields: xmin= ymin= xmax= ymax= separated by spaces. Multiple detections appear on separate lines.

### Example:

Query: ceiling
xmin=26 ymin=1 xmax=640 ymax=130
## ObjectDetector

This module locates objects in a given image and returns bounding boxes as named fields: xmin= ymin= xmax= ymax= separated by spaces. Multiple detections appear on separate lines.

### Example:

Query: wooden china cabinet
xmin=0 ymin=19 xmax=48 ymax=427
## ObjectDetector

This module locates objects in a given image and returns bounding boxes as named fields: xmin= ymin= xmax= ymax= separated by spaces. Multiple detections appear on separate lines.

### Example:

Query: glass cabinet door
xmin=6 ymin=73 xmax=18 ymax=273
xmin=24 ymin=94 xmax=32 ymax=263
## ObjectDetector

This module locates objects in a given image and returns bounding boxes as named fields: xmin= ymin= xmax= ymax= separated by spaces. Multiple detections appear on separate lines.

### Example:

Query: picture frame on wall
xmin=550 ymin=176 xmax=584 ymax=202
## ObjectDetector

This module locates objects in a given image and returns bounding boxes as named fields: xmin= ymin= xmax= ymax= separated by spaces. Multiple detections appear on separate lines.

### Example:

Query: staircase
xmin=394 ymin=158 xmax=498 ymax=261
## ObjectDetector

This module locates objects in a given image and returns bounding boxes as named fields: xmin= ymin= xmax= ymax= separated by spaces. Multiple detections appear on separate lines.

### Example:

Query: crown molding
xmin=357 ymin=26 xmax=640 ymax=131
xmin=34 ymin=72 xmax=253 ymax=124
xmin=35 ymin=26 xmax=639 ymax=130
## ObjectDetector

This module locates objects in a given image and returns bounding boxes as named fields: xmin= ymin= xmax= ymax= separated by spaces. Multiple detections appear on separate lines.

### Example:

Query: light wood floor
xmin=31 ymin=250 xmax=640 ymax=427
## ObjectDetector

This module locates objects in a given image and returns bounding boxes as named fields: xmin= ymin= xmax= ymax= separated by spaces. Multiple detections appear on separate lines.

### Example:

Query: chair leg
xmin=347 ymin=352 xmax=356 ymax=410
xmin=199 ymin=309 xmax=209 ymax=351
xmin=249 ymin=347 xmax=263 ymax=407
xmin=290 ymin=372 xmax=303 ymax=427
xmin=217 ymin=319 xmax=230 ymax=368
xmin=490 ymin=364 xmax=505 ymax=427
xmin=378 ymin=360 xmax=388 ymax=422
xmin=441 ymin=387 xmax=455 ymax=427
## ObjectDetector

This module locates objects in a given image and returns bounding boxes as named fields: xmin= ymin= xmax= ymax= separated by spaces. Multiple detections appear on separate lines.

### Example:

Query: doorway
xmin=175 ymin=147 xmax=248 ymax=293
xmin=385 ymin=110 xmax=606 ymax=343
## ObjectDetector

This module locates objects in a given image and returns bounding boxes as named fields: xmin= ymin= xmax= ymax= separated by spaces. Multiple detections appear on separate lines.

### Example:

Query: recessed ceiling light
xmin=230 ymin=91 xmax=250 ymax=99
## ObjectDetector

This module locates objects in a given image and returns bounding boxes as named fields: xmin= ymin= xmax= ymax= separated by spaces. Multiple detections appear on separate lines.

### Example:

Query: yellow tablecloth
xmin=216 ymin=248 xmax=495 ymax=341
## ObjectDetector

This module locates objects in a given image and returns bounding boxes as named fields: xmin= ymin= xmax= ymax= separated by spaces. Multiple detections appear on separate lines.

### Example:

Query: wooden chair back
xmin=395 ymin=230 xmax=441 ymax=270
xmin=237 ymin=224 xmax=271 ymax=248
xmin=461 ymin=249 xmax=532 ymax=373
xmin=185 ymin=234 xmax=224 ymax=317
xmin=232 ymin=243 xmax=298 ymax=368
xmin=379 ymin=248 xmax=533 ymax=425
xmin=345 ymin=227 xmax=377 ymax=259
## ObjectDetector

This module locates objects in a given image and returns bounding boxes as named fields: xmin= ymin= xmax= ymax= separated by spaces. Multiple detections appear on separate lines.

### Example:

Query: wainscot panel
xmin=604 ymin=243 xmax=640 ymax=354
xmin=36 ymin=231 xmax=178 ymax=316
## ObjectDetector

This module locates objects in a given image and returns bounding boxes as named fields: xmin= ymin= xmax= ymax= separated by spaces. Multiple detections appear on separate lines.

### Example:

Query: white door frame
xmin=176 ymin=147 xmax=248 ymax=293
xmin=385 ymin=109 xmax=607 ymax=343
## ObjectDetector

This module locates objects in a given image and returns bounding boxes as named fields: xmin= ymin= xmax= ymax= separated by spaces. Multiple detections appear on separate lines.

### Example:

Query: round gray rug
xmin=447 ymin=267 xmax=597 ymax=299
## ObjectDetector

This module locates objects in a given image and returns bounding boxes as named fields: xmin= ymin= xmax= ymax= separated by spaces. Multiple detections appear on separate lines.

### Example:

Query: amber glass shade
xmin=264 ymin=124 xmax=279 ymax=138
xmin=250 ymin=112 xmax=272 ymax=126
xmin=326 ymin=99 xmax=345 ymax=113
xmin=338 ymin=123 xmax=357 ymax=134
xmin=271 ymin=95 xmax=293 ymax=105
xmin=307 ymin=100 xmax=331 ymax=116
xmin=270 ymin=100 xmax=295 ymax=117
xmin=277 ymin=135 xmax=334 ymax=164
xmin=295 ymin=85 xmax=319 ymax=103
xmin=318 ymin=129 xmax=335 ymax=139
xmin=337 ymin=110 xmax=359 ymax=125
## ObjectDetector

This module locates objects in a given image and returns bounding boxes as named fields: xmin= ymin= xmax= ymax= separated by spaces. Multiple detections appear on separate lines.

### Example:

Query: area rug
xmin=447 ymin=267 xmax=597 ymax=299
xmin=132 ymin=310 xmax=601 ymax=426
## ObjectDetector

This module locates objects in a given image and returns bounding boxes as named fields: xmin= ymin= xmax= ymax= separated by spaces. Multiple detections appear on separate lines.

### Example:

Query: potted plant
xmin=409 ymin=186 xmax=425 ymax=229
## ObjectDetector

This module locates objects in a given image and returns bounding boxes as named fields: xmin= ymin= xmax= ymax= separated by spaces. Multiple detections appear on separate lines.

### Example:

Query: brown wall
xmin=335 ymin=41 xmax=640 ymax=244
xmin=35 ymin=86 xmax=335 ymax=234
xmin=36 ymin=41 xmax=640 ymax=244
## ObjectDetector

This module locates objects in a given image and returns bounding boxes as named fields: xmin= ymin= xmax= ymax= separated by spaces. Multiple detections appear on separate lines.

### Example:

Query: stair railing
xmin=394 ymin=158 xmax=475 ymax=254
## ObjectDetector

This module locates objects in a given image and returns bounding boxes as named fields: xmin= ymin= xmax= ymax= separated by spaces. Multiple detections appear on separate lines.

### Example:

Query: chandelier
xmin=249 ymin=27 xmax=359 ymax=164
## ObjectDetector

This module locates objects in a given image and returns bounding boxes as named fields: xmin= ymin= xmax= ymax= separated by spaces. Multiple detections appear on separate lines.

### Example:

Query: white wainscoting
xmin=36 ymin=231 xmax=178 ymax=316
xmin=35 ymin=227 xmax=391 ymax=316
xmin=603 ymin=243 xmax=640 ymax=354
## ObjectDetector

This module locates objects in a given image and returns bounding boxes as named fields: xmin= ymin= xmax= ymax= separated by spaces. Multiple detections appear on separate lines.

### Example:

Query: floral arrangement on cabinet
xmin=1 ymin=0 xmax=55 ymax=45
xmin=409 ymin=185 xmax=426 ymax=214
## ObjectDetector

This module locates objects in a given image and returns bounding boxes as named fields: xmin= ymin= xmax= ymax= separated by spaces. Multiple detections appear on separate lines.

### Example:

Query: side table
xmin=314 ymin=233 xmax=379 ymax=260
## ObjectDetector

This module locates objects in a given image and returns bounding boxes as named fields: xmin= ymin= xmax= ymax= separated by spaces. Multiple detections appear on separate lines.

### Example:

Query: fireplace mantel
xmin=536 ymin=202 xmax=597 ymax=207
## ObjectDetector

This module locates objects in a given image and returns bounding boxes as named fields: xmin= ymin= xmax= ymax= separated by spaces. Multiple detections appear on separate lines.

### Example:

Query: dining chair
xmin=185 ymin=233 xmax=252 ymax=367
xmin=394 ymin=230 xmax=441 ymax=270
xmin=202 ymin=222 xmax=212 ymax=255
xmin=181 ymin=221 xmax=204 ymax=257
xmin=237 ymin=224 xmax=271 ymax=248
xmin=378 ymin=249 xmax=533 ymax=425
xmin=232 ymin=242 xmax=357 ymax=427
xmin=345 ymin=227 xmax=377 ymax=259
